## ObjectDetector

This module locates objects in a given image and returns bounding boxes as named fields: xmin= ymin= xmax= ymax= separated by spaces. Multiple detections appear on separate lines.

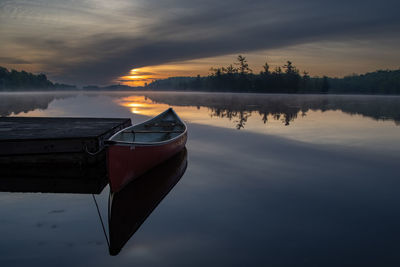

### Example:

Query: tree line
xmin=0 ymin=67 xmax=76 ymax=90
xmin=146 ymin=55 xmax=400 ymax=94
xmin=2 ymin=59 xmax=400 ymax=94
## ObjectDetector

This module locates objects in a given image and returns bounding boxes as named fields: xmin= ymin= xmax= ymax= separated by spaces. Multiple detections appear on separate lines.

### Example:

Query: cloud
xmin=0 ymin=57 xmax=30 ymax=64
xmin=117 ymin=78 xmax=152 ymax=83
xmin=1 ymin=0 xmax=399 ymax=85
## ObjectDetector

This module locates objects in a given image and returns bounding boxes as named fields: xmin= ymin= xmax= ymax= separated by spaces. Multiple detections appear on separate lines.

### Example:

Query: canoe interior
xmin=110 ymin=108 xmax=186 ymax=143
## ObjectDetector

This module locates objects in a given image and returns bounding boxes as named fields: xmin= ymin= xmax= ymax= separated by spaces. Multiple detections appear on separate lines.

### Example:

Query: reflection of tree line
xmin=211 ymin=107 xmax=300 ymax=129
xmin=0 ymin=93 xmax=75 ymax=116
xmin=1 ymin=92 xmax=399 ymax=129
xmin=144 ymin=93 xmax=400 ymax=129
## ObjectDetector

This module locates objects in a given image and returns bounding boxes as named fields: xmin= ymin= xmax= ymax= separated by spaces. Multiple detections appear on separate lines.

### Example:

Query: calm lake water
xmin=1 ymin=91 xmax=400 ymax=266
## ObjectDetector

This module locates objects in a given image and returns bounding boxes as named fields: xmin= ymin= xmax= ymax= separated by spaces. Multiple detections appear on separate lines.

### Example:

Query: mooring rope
xmin=85 ymin=145 xmax=104 ymax=156
xmin=92 ymin=194 xmax=110 ymax=248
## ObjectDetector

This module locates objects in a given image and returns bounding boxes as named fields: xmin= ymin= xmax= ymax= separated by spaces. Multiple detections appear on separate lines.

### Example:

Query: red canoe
xmin=105 ymin=108 xmax=187 ymax=192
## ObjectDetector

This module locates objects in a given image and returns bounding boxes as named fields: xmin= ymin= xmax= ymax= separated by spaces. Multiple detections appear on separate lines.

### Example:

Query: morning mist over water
xmin=2 ymin=91 xmax=400 ymax=147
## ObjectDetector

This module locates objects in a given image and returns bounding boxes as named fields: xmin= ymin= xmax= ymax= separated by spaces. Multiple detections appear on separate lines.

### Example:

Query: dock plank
xmin=0 ymin=117 xmax=131 ymax=140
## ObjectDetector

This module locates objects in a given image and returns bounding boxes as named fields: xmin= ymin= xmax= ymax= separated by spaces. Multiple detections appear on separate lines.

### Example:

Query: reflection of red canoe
xmin=105 ymin=108 xmax=187 ymax=192
xmin=108 ymin=148 xmax=188 ymax=255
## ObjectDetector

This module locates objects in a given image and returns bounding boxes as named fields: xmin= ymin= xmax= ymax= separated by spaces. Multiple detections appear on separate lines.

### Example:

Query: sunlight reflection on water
xmin=4 ymin=91 xmax=399 ymax=150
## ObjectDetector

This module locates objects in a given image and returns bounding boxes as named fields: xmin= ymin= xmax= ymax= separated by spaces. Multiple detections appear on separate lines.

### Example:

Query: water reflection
xmin=108 ymin=148 xmax=188 ymax=255
xmin=0 ymin=155 xmax=107 ymax=194
xmin=2 ymin=92 xmax=400 ymax=130
xmin=0 ymin=147 xmax=187 ymax=256
xmin=0 ymin=92 xmax=76 ymax=117
xmin=0 ymin=92 xmax=399 ymax=265
xmin=141 ymin=93 xmax=400 ymax=128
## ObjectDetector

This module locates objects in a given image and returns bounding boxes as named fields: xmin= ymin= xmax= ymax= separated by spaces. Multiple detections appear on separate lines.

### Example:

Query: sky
xmin=1 ymin=0 xmax=400 ymax=86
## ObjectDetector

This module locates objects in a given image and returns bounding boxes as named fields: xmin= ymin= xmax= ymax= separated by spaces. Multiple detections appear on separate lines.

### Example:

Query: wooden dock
xmin=0 ymin=117 xmax=131 ymax=189
xmin=0 ymin=117 xmax=131 ymax=156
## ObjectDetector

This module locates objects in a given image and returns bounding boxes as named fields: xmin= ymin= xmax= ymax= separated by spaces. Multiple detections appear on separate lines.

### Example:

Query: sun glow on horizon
xmin=116 ymin=68 xmax=155 ymax=87
xmin=115 ymin=62 xmax=211 ymax=87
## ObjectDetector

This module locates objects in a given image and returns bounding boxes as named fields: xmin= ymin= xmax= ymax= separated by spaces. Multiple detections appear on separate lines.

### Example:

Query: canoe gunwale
xmin=104 ymin=108 xmax=187 ymax=147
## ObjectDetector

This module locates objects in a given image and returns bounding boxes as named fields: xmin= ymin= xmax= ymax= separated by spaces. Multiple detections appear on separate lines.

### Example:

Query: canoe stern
xmin=107 ymin=132 xmax=187 ymax=192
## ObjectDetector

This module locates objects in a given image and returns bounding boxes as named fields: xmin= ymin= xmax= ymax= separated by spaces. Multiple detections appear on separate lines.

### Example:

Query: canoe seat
xmin=145 ymin=122 xmax=184 ymax=128
xmin=122 ymin=130 xmax=184 ymax=134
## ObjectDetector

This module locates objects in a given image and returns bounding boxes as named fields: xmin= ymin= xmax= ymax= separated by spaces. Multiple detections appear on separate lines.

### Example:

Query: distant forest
xmin=0 ymin=66 xmax=76 ymax=90
xmin=146 ymin=55 xmax=400 ymax=95
xmin=2 ymin=57 xmax=400 ymax=94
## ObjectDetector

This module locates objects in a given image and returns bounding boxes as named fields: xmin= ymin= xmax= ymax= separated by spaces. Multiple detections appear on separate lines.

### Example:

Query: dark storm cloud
xmin=1 ymin=0 xmax=400 ymax=84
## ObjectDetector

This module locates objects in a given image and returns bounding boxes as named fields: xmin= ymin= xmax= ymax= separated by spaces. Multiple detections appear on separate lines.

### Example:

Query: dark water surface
xmin=1 ymin=92 xmax=400 ymax=266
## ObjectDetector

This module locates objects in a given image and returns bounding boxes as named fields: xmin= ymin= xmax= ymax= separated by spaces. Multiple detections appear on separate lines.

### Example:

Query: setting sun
xmin=116 ymin=68 xmax=155 ymax=87
xmin=115 ymin=63 xmax=211 ymax=87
